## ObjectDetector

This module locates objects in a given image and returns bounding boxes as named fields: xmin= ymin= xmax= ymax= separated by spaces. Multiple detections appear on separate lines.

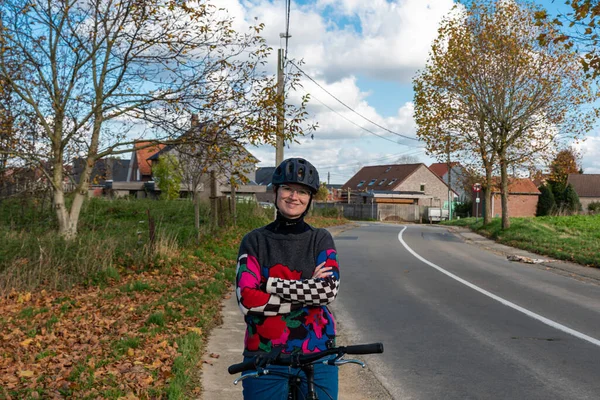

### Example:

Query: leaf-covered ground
xmin=1 ymin=244 xmax=234 ymax=399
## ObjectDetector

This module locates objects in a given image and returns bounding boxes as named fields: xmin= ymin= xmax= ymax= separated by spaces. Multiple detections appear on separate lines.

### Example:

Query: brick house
xmin=429 ymin=162 xmax=470 ymax=201
xmin=142 ymin=120 xmax=264 ymax=202
xmin=566 ymin=174 xmax=600 ymax=212
xmin=341 ymin=163 xmax=457 ymax=207
xmin=127 ymin=142 xmax=166 ymax=182
xmin=473 ymin=178 xmax=540 ymax=218
xmin=1 ymin=165 xmax=73 ymax=198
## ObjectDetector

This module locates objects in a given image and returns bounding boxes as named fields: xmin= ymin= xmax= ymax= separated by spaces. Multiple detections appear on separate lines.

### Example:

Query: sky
xmin=223 ymin=0 xmax=600 ymax=185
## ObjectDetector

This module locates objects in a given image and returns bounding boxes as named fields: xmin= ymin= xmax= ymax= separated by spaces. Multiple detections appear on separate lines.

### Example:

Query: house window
xmin=387 ymin=178 xmax=397 ymax=187
xmin=420 ymin=184 xmax=425 ymax=192
xmin=368 ymin=179 xmax=377 ymax=186
xmin=357 ymin=180 xmax=366 ymax=188
xmin=385 ymin=167 xmax=392 ymax=173
xmin=378 ymin=178 xmax=387 ymax=186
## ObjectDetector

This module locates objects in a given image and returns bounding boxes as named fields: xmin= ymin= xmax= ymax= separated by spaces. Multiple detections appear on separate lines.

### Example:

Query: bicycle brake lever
xmin=233 ymin=369 xmax=270 ymax=385
xmin=332 ymin=359 xmax=366 ymax=368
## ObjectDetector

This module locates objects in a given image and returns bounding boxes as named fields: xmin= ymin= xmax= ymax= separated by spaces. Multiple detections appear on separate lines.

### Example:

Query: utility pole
xmin=275 ymin=47 xmax=285 ymax=166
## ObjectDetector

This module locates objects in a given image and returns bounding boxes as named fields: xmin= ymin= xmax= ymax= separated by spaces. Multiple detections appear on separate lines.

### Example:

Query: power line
xmin=318 ymin=149 xmax=426 ymax=171
xmin=289 ymin=60 xmax=420 ymax=142
xmin=302 ymin=87 xmax=423 ymax=146
xmin=323 ymin=149 xmax=428 ymax=183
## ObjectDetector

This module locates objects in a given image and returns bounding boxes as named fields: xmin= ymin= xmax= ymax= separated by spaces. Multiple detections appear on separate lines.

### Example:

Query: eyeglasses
xmin=279 ymin=184 xmax=311 ymax=198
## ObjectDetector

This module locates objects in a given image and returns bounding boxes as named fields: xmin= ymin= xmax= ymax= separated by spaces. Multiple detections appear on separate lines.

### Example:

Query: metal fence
xmin=313 ymin=202 xmax=432 ymax=222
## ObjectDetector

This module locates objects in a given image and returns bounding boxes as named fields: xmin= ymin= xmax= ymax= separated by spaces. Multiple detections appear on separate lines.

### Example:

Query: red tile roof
xmin=135 ymin=141 xmax=165 ymax=177
xmin=428 ymin=162 xmax=459 ymax=178
xmin=490 ymin=178 xmax=540 ymax=194
xmin=567 ymin=174 xmax=600 ymax=197
xmin=342 ymin=164 xmax=423 ymax=191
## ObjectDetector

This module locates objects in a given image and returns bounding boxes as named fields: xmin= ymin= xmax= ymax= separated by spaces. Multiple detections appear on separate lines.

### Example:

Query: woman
xmin=235 ymin=157 xmax=340 ymax=399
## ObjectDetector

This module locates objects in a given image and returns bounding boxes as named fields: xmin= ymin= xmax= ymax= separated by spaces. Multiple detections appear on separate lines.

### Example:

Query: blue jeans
xmin=241 ymin=356 xmax=339 ymax=399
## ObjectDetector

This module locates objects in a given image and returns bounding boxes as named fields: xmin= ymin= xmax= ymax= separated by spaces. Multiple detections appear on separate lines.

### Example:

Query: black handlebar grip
xmin=228 ymin=359 xmax=257 ymax=375
xmin=344 ymin=342 xmax=384 ymax=355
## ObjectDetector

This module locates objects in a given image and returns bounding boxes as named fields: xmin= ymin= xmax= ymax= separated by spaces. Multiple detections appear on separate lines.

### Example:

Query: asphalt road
xmin=330 ymin=223 xmax=600 ymax=400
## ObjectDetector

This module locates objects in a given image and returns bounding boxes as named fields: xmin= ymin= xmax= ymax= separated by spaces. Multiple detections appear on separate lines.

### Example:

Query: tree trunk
xmin=194 ymin=189 xmax=200 ymax=232
xmin=53 ymin=184 xmax=72 ymax=237
xmin=51 ymin=119 xmax=76 ymax=239
xmin=500 ymin=157 xmax=510 ymax=229
xmin=484 ymin=169 xmax=493 ymax=225
xmin=58 ymin=116 xmax=102 ymax=239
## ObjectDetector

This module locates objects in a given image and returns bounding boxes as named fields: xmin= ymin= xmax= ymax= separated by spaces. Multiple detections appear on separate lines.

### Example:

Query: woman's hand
xmin=312 ymin=261 xmax=333 ymax=279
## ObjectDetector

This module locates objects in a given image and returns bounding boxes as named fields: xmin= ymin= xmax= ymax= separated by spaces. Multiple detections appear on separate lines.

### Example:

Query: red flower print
xmin=246 ymin=331 xmax=261 ymax=351
xmin=256 ymin=316 xmax=288 ymax=340
xmin=304 ymin=308 xmax=327 ymax=339
xmin=241 ymin=287 xmax=270 ymax=308
xmin=269 ymin=264 xmax=302 ymax=280
xmin=324 ymin=257 xmax=338 ymax=270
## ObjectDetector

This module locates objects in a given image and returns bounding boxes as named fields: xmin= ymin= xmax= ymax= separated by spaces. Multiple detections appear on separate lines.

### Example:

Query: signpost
xmin=473 ymin=183 xmax=482 ymax=222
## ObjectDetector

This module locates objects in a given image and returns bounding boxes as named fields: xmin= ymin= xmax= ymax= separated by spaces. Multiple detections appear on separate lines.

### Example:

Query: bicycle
xmin=228 ymin=342 xmax=384 ymax=400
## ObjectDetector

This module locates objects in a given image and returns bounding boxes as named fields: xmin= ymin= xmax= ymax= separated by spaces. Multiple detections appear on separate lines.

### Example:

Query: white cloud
xmin=292 ymin=0 xmax=456 ymax=82
xmin=575 ymin=134 xmax=600 ymax=174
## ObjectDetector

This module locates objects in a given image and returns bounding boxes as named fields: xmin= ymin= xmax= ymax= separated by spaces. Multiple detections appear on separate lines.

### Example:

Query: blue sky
xmin=226 ymin=0 xmax=600 ymax=184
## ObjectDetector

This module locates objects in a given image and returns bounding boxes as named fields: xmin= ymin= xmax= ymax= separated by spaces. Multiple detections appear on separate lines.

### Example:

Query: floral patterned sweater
xmin=235 ymin=220 xmax=340 ymax=355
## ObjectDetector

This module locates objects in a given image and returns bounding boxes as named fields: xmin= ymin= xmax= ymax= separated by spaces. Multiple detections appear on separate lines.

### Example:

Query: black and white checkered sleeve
xmin=265 ymin=276 xmax=340 ymax=306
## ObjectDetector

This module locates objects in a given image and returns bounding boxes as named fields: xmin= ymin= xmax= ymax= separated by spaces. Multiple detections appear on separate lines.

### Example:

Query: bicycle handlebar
xmin=228 ymin=342 xmax=384 ymax=375
xmin=343 ymin=343 xmax=384 ymax=355
xmin=228 ymin=358 xmax=259 ymax=375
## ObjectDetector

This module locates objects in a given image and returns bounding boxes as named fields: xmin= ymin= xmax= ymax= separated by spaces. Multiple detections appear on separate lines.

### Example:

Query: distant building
xmin=72 ymin=157 xmax=130 ymax=185
xmin=324 ymin=184 xmax=343 ymax=202
xmin=255 ymin=167 xmax=276 ymax=186
xmin=567 ymin=174 xmax=600 ymax=212
xmin=75 ymin=116 xmax=267 ymax=201
xmin=127 ymin=142 xmax=166 ymax=182
xmin=428 ymin=162 xmax=469 ymax=201
xmin=474 ymin=178 xmax=541 ymax=218
xmin=342 ymin=163 xmax=457 ymax=207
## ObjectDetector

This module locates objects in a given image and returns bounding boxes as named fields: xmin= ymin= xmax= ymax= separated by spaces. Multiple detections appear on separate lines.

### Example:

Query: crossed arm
xmin=236 ymin=250 xmax=340 ymax=316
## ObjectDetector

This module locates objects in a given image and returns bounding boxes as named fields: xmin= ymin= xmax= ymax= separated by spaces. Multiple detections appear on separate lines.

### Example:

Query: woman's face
xmin=276 ymin=183 xmax=311 ymax=219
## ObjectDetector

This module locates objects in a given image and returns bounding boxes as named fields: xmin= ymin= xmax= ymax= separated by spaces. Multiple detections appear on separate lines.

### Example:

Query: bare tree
xmin=174 ymin=118 xmax=256 ymax=233
xmin=396 ymin=154 xmax=421 ymax=164
xmin=0 ymin=0 xmax=313 ymax=238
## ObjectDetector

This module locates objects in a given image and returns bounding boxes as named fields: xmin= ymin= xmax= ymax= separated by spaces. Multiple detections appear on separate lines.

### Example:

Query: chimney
xmin=191 ymin=113 xmax=199 ymax=128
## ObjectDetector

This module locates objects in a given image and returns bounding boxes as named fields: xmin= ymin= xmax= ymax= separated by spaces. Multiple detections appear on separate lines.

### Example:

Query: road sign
xmin=473 ymin=183 xmax=482 ymax=192
xmin=476 ymin=197 xmax=480 ymax=203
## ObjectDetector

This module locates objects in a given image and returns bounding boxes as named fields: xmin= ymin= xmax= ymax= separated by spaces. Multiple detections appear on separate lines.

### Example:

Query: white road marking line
xmin=398 ymin=226 xmax=600 ymax=348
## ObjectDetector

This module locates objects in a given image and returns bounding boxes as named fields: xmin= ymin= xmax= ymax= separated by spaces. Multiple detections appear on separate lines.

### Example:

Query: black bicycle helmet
xmin=272 ymin=157 xmax=320 ymax=194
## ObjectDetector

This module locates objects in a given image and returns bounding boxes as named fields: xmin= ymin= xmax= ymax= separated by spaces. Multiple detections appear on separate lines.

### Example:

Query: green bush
xmin=563 ymin=183 xmax=582 ymax=214
xmin=536 ymin=184 xmax=556 ymax=216
xmin=588 ymin=201 xmax=600 ymax=214
xmin=313 ymin=206 xmax=341 ymax=218
xmin=549 ymin=180 xmax=566 ymax=208
xmin=454 ymin=201 xmax=473 ymax=218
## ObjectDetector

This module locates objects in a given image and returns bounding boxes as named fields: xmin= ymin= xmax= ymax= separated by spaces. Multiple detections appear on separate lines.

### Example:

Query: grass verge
xmin=441 ymin=214 xmax=600 ymax=267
